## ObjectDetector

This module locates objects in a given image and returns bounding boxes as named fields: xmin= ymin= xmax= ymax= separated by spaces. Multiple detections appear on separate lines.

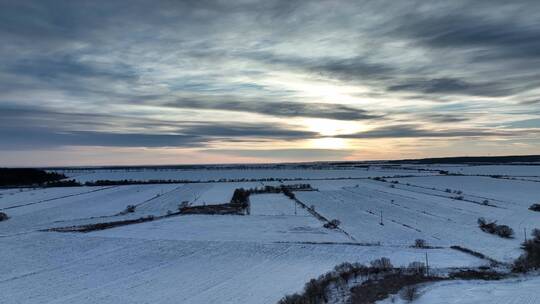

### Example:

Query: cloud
xmin=421 ymin=113 xmax=471 ymax=124
xmin=0 ymin=106 xmax=318 ymax=149
xmin=504 ymin=118 xmax=540 ymax=129
xmin=338 ymin=124 xmax=513 ymax=139
xmin=206 ymin=148 xmax=353 ymax=160
xmin=166 ymin=98 xmax=380 ymax=121
xmin=387 ymin=78 xmax=511 ymax=97
xmin=395 ymin=12 xmax=540 ymax=60
xmin=179 ymin=122 xmax=317 ymax=139
xmin=6 ymin=56 xmax=137 ymax=82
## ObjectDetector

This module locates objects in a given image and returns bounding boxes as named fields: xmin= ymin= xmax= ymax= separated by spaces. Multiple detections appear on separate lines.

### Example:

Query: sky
xmin=1 ymin=0 xmax=540 ymax=166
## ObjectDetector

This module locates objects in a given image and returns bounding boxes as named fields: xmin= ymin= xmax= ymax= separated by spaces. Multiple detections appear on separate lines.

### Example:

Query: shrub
xmin=370 ymin=257 xmax=393 ymax=271
xmin=0 ymin=212 xmax=9 ymax=221
xmin=124 ymin=205 xmax=136 ymax=213
xmin=513 ymin=228 xmax=540 ymax=272
xmin=324 ymin=219 xmax=341 ymax=229
xmin=414 ymin=239 xmax=427 ymax=248
xmin=277 ymin=294 xmax=303 ymax=304
xmin=529 ymin=204 xmax=540 ymax=212
xmin=449 ymin=269 xmax=504 ymax=280
xmin=230 ymin=188 xmax=250 ymax=207
xmin=407 ymin=262 xmax=426 ymax=276
xmin=482 ymin=200 xmax=489 ymax=205
xmin=400 ymin=285 xmax=419 ymax=302
xmin=178 ymin=201 xmax=190 ymax=211
xmin=478 ymin=218 xmax=514 ymax=238
xmin=495 ymin=225 xmax=514 ymax=238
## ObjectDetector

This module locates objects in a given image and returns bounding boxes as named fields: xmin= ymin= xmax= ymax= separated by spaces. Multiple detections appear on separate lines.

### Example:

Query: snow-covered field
xmin=378 ymin=276 xmax=540 ymax=304
xmin=1 ymin=165 xmax=539 ymax=303
xmin=57 ymin=167 xmax=435 ymax=183
xmin=403 ymin=164 xmax=540 ymax=177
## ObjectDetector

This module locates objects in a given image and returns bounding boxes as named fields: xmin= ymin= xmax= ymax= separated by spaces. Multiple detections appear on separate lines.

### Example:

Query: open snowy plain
xmin=1 ymin=164 xmax=539 ymax=303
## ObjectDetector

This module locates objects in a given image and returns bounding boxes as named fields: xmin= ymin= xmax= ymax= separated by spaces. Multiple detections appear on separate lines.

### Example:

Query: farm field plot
xmin=0 ymin=186 xmax=108 ymax=210
xmin=0 ymin=232 xmax=482 ymax=304
xmin=193 ymin=181 xmax=263 ymax=205
xmin=91 ymin=193 xmax=339 ymax=243
xmin=0 ymin=184 xmax=179 ymax=235
xmin=295 ymin=179 xmax=534 ymax=261
xmin=379 ymin=276 xmax=540 ymax=304
xmin=410 ymin=164 xmax=540 ymax=177
xmin=90 ymin=213 xmax=347 ymax=243
xmin=250 ymin=193 xmax=310 ymax=216
xmin=389 ymin=175 xmax=540 ymax=207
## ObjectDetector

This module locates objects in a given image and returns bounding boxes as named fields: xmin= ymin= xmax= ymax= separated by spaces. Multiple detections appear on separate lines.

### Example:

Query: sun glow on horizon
xmin=309 ymin=137 xmax=349 ymax=150
xmin=300 ymin=118 xmax=366 ymax=136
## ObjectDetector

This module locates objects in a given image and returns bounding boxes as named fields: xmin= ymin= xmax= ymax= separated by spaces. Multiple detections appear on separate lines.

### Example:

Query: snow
xmin=0 ymin=232 xmax=482 ymax=304
xmin=250 ymin=193 xmax=311 ymax=216
xmin=89 ymin=213 xmax=349 ymax=243
xmin=193 ymin=181 xmax=262 ymax=205
xmin=378 ymin=276 xmax=540 ymax=304
xmin=295 ymin=179 xmax=533 ymax=261
xmin=0 ymin=184 xmax=178 ymax=235
xmin=1 ymin=165 xmax=539 ymax=303
xmin=0 ymin=186 xmax=107 ymax=210
xmin=437 ymin=165 xmax=540 ymax=177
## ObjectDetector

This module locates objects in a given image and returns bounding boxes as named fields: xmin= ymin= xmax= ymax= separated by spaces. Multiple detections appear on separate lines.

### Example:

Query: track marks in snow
xmin=0 ymin=186 xmax=113 ymax=210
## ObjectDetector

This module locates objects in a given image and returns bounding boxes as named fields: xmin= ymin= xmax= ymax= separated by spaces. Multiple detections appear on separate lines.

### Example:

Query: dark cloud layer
xmin=0 ymin=106 xmax=317 ymax=149
xmin=167 ymin=99 xmax=380 ymax=121
xmin=387 ymin=78 xmax=511 ymax=97
xmin=396 ymin=13 xmax=540 ymax=60
xmin=339 ymin=124 xmax=514 ymax=139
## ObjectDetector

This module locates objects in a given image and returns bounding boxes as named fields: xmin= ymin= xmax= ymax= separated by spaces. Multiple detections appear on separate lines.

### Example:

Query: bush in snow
xmin=178 ymin=201 xmax=190 ymax=211
xmin=413 ymin=239 xmax=427 ymax=248
xmin=370 ymin=257 xmax=393 ymax=271
xmin=495 ymin=225 xmax=514 ymax=238
xmin=478 ymin=218 xmax=514 ymax=238
xmin=513 ymin=228 xmax=540 ymax=272
xmin=0 ymin=212 xmax=9 ymax=221
xmin=529 ymin=204 xmax=540 ymax=212
xmin=400 ymin=285 xmax=419 ymax=302
xmin=406 ymin=262 xmax=426 ymax=276
xmin=324 ymin=219 xmax=341 ymax=229
xmin=124 ymin=205 xmax=136 ymax=213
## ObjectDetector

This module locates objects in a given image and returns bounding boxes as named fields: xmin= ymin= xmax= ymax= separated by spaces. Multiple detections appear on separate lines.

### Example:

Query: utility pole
xmin=425 ymin=252 xmax=430 ymax=277
xmin=524 ymin=227 xmax=527 ymax=242
xmin=379 ymin=211 xmax=384 ymax=226
xmin=294 ymin=200 xmax=297 ymax=216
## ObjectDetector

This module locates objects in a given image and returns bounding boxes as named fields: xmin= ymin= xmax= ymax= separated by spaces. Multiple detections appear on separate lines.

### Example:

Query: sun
xmin=309 ymin=137 xmax=348 ymax=149
xmin=300 ymin=118 xmax=365 ymax=136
